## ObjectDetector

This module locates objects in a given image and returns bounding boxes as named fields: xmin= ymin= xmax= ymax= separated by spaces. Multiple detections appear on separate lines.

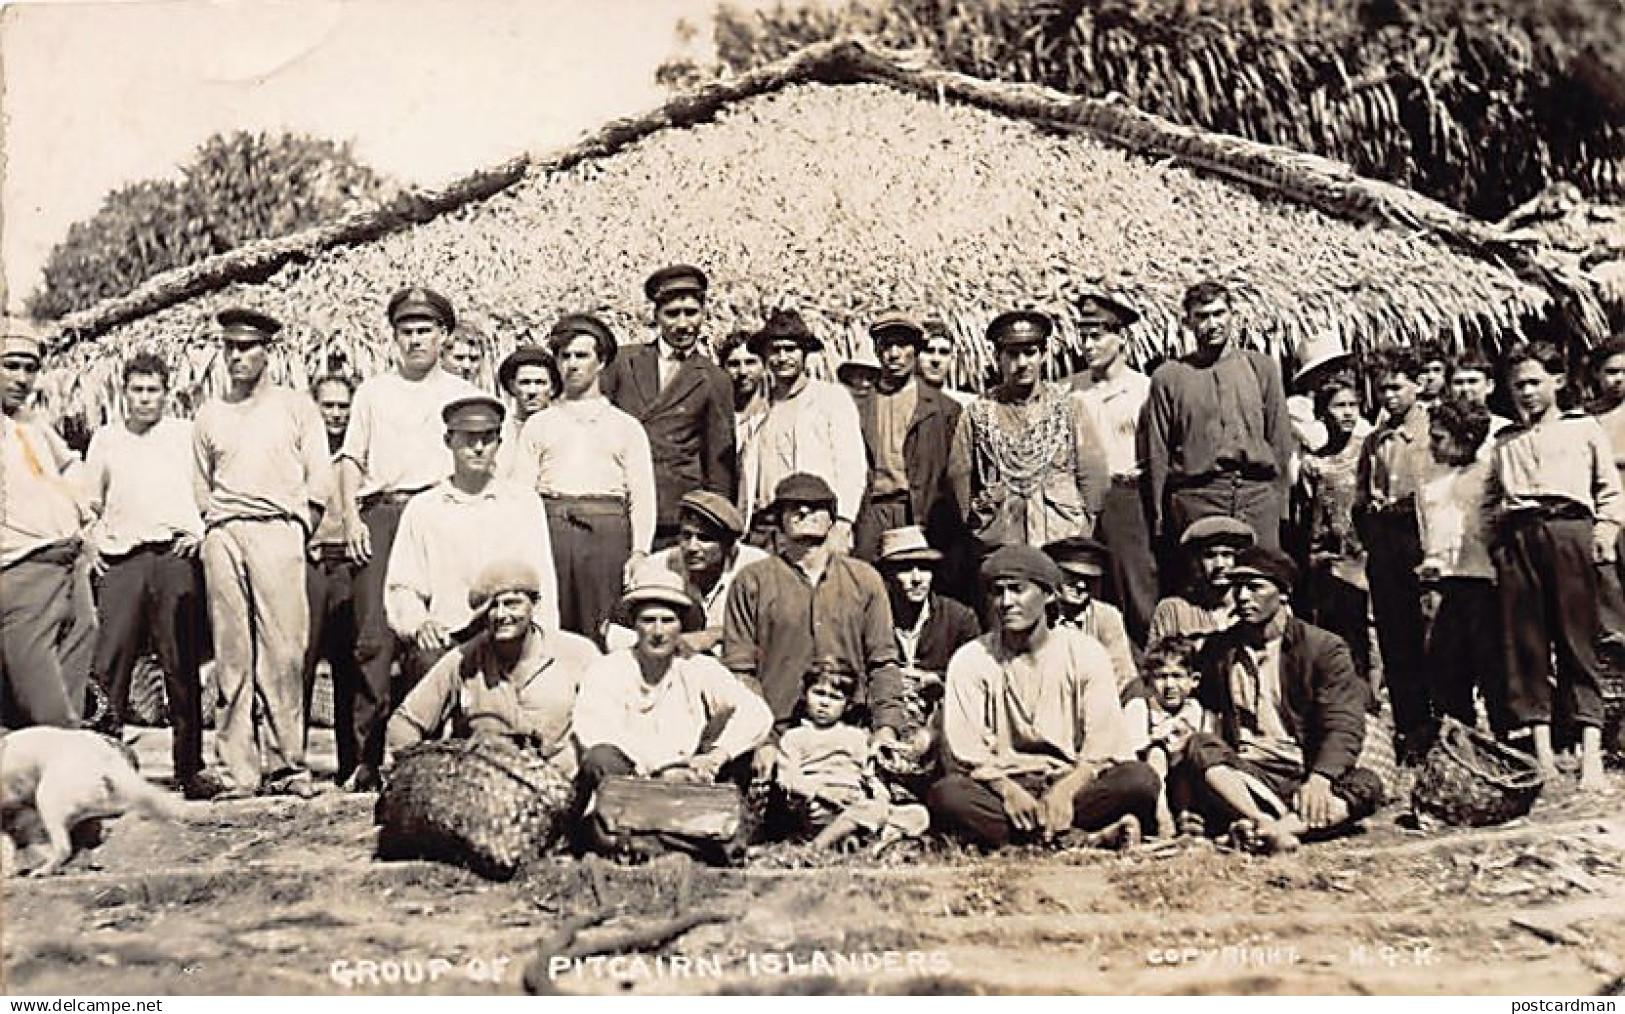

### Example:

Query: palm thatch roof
xmin=34 ymin=39 xmax=1606 ymax=425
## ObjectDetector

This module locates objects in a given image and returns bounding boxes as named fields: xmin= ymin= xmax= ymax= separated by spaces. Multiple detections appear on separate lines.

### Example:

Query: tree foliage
xmin=658 ymin=0 xmax=1625 ymax=220
xmin=29 ymin=131 xmax=391 ymax=320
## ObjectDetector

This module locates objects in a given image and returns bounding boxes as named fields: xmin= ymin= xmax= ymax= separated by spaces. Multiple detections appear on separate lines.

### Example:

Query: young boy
xmin=1140 ymin=636 xmax=1206 ymax=838
xmin=1488 ymin=342 xmax=1623 ymax=792
xmin=1416 ymin=396 xmax=1504 ymax=736
xmin=1415 ymin=340 xmax=1450 ymax=410
xmin=776 ymin=657 xmax=930 ymax=851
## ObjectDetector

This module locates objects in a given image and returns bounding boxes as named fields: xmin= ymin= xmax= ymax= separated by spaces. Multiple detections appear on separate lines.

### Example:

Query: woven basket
xmin=375 ymin=736 xmax=574 ymax=881
xmin=1412 ymin=717 xmax=1543 ymax=827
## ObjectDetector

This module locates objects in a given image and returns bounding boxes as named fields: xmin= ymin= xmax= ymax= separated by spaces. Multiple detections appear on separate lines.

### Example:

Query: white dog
xmin=0 ymin=727 xmax=185 ymax=876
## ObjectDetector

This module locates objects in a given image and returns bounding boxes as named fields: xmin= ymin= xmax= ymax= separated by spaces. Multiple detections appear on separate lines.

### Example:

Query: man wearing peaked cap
xmin=192 ymin=300 xmax=335 ymax=798
xmin=1 ymin=316 xmax=94 ymax=730
xmin=1146 ymin=516 xmax=1258 ymax=650
xmin=964 ymin=308 xmax=1109 ymax=554
xmin=602 ymin=262 xmax=735 ymax=551
xmin=850 ymin=310 xmax=973 ymax=574
xmin=336 ymin=285 xmax=480 ymax=792
xmin=738 ymin=310 xmax=866 ymax=555
xmin=1064 ymin=287 xmax=1158 ymax=644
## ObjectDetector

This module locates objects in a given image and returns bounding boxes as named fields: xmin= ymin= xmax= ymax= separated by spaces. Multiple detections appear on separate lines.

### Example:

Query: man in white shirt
xmin=337 ymin=286 xmax=479 ymax=791
xmin=82 ymin=352 xmax=209 ymax=796
xmin=737 ymin=310 xmax=866 ymax=553
xmin=385 ymin=395 xmax=560 ymax=678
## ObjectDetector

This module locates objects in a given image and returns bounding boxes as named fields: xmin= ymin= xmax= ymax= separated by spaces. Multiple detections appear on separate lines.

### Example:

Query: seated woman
xmin=385 ymin=560 xmax=601 ymax=778
xmin=572 ymin=566 xmax=773 ymax=859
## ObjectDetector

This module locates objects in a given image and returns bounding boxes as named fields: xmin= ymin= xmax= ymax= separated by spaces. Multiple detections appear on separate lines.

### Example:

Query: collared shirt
xmin=493 ymin=412 xmax=532 ymax=483
xmin=340 ymin=368 xmax=478 ymax=498
xmin=870 ymin=379 xmax=918 ymax=497
xmin=82 ymin=418 xmax=203 ymax=555
xmin=384 ymin=623 xmax=598 ymax=777
xmin=942 ymin=626 xmax=1132 ymax=783
xmin=777 ymin=721 xmax=873 ymax=800
xmin=514 ymin=396 xmax=657 ymax=553
xmin=1 ymin=413 xmax=84 ymax=568
xmin=384 ymin=478 xmax=561 ymax=637
xmin=194 ymin=382 xmax=332 ymax=530
xmin=1594 ymin=402 xmax=1625 ymax=482
xmin=894 ymin=597 xmax=933 ymax=670
xmin=742 ymin=378 xmax=867 ymax=524
xmin=602 ymin=542 xmax=771 ymax=653
xmin=1356 ymin=401 xmax=1431 ymax=512
xmin=1229 ymin=621 xmax=1303 ymax=768
xmin=1146 ymin=592 xmax=1232 ymax=650
xmin=656 ymin=341 xmax=692 ymax=389
xmin=1417 ymin=458 xmax=1495 ymax=580
xmin=1072 ymin=368 xmax=1150 ymax=478
xmin=572 ymin=648 xmax=773 ymax=774
xmin=1490 ymin=411 xmax=1625 ymax=527
xmin=722 ymin=552 xmax=902 ymax=728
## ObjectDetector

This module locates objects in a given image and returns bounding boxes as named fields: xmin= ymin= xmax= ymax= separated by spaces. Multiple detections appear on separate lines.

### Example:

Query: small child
xmin=776 ymin=657 xmax=929 ymax=851
xmin=1140 ymin=637 xmax=1206 ymax=838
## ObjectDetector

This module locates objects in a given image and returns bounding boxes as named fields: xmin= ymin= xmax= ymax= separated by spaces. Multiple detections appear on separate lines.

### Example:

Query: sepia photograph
xmin=2 ymin=0 xmax=1623 ymax=998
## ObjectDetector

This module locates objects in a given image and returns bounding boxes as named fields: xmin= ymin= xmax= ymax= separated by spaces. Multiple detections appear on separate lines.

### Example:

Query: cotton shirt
xmin=340 ymin=368 xmax=478 ymax=497
xmin=1071 ymin=368 xmax=1150 ymax=478
xmin=193 ymin=382 xmax=332 ymax=530
xmin=82 ymin=418 xmax=204 ymax=555
xmin=742 ymin=378 xmax=867 ymax=523
xmin=1228 ymin=625 xmax=1304 ymax=768
xmin=1057 ymin=599 xmax=1138 ymax=694
xmin=572 ymin=649 xmax=773 ymax=775
xmin=777 ymin=721 xmax=872 ymax=800
xmin=385 ymin=623 xmax=598 ymax=777
xmin=1488 ymin=412 xmax=1625 ymax=530
xmin=384 ymin=478 xmax=561 ymax=637
xmin=1417 ymin=458 xmax=1495 ymax=580
xmin=515 ymin=397 xmax=657 ymax=552
xmin=1146 ymin=593 xmax=1232 ymax=650
xmin=722 ymin=552 xmax=903 ymax=729
xmin=1356 ymin=401 xmax=1431 ymax=512
xmin=1 ymin=413 xmax=84 ymax=567
xmin=870 ymin=380 xmax=918 ymax=496
xmin=942 ymin=626 xmax=1132 ymax=783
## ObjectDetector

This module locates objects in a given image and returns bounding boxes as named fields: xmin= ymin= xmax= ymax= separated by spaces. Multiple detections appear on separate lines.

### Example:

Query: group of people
xmin=1 ymin=262 xmax=1619 ymax=867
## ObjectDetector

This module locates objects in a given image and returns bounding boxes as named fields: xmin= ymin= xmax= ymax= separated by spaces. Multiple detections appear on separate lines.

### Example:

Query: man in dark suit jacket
xmin=1186 ymin=545 xmax=1384 ymax=853
xmin=602 ymin=265 xmax=737 ymax=548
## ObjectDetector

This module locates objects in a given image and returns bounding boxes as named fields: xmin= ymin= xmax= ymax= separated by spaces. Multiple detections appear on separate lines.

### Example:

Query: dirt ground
xmin=3 ymin=726 xmax=1623 ymax=996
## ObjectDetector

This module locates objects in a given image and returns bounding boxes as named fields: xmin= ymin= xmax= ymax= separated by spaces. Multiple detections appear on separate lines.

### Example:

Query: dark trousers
xmin=304 ymin=555 xmax=361 ymax=779
xmin=92 ymin=544 xmax=206 ymax=778
xmin=1362 ymin=511 xmax=1429 ymax=745
xmin=1303 ymin=567 xmax=1372 ymax=686
xmin=1098 ymin=479 xmax=1157 ymax=643
xmin=1493 ymin=514 xmax=1606 ymax=729
xmin=1426 ymin=577 xmax=1504 ymax=731
xmin=1183 ymin=732 xmax=1385 ymax=824
xmin=853 ymin=492 xmax=911 ymax=562
xmin=1 ymin=543 xmax=93 ymax=728
xmin=544 ymin=495 xmax=632 ymax=645
xmin=1167 ymin=473 xmax=1283 ymax=554
xmin=926 ymin=762 xmax=1160 ymax=848
xmin=352 ymin=500 xmax=406 ymax=770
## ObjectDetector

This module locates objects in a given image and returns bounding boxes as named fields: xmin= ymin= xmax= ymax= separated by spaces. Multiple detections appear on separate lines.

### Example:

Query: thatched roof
xmin=36 ymin=39 xmax=1606 ymax=424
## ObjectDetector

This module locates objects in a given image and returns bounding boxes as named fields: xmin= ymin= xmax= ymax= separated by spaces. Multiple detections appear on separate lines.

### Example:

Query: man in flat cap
xmin=514 ymin=314 xmax=656 ymax=643
xmin=337 ymin=286 xmax=480 ymax=791
xmin=1187 ymin=546 xmax=1382 ymax=853
xmin=723 ymin=473 xmax=905 ymax=779
xmin=1146 ymin=280 xmax=1293 ymax=554
xmin=737 ymin=310 xmax=867 ymax=553
xmin=1 ymin=318 xmax=95 ymax=729
xmin=193 ymin=307 xmax=333 ymax=798
xmin=1147 ymin=516 xmax=1256 ymax=650
xmin=964 ymin=310 xmax=1109 ymax=551
xmin=385 ymin=394 xmax=561 ymax=682
xmin=930 ymin=545 xmax=1158 ymax=850
xmin=492 ymin=344 xmax=559 ymax=480
xmin=601 ymin=266 xmax=736 ymax=549
xmin=850 ymin=311 xmax=972 ymax=571
xmin=1065 ymin=291 xmax=1158 ymax=643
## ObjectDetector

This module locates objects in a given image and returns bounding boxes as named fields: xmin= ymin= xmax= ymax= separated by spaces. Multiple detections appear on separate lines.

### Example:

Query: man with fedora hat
xmin=1 ymin=317 xmax=95 ymax=729
xmin=601 ymin=265 xmax=736 ymax=549
xmin=850 ymin=311 xmax=971 ymax=569
xmin=1148 ymin=516 xmax=1256 ymax=650
xmin=337 ymin=286 xmax=479 ymax=790
xmin=1065 ymin=290 xmax=1157 ymax=642
xmin=931 ymin=545 xmax=1158 ymax=850
xmin=965 ymin=310 xmax=1109 ymax=551
xmin=385 ymin=395 xmax=560 ymax=682
xmin=1186 ymin=545 xmax=1383 ymax=853
xmin=1146 ymin=280 xmax=1294 ymax=554
xmin=493 ymin=344 xmax=559 ymax=479
xmin=737 ymin=310 xmax=866 ymax=552
xmin=723 ymin=473 xmax=906 ymax=774
xmin=386 ymin=558 xmax=598 ymax=772
xmin=193 ymin=307 xmax=333 ymax=798
xmin=574 ymin=566 xmax=773 ymax=859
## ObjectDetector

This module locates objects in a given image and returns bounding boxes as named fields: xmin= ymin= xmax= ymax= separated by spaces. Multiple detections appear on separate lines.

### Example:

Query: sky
xmin=0 ymin=0 xmax=739 ymax=312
